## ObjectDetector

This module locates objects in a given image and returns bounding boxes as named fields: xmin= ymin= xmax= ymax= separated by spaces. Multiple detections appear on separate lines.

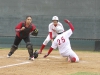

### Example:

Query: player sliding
xmin=7 ymin=16 xmax=38 ymax=61
xmin=38 ymin=16 xmax=64 ymax=54
xmin=44 ymin=19 xmax=79 ymax=63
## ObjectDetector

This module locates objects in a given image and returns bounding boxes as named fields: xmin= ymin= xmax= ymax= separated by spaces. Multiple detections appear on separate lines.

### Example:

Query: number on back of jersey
xmin=57 ymin=36 xmax=65 ymax=45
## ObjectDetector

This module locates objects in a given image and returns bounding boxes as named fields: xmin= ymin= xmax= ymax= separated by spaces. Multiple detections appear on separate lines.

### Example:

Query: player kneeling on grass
xmin=44 ymin=19 xmax=79 ymax=63
xmin=7 ymin=16 xmax=38 ymax=61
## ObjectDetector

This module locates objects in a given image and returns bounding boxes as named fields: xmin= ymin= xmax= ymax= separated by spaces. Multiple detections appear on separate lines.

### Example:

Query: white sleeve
xmin=51 ymin=39 xmax=57 ymax=49
xmin=48 ymin=23 xmax=52 ymax=32
xmin=60 ymin=23 xmax=64 ymax=31
xmin=58 ymin=22 xmax=64 ymax=31
xmin=65 ymin=29 xmax=73 ymax=38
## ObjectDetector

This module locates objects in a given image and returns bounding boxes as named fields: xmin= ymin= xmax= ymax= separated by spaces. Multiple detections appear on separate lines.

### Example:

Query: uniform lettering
xmin=57 ymin=36 xmax=65 ymax=45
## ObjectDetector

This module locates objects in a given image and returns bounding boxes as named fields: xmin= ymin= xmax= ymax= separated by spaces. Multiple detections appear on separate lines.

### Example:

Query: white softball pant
xmin=43 ymin=34 xmax=57 ymax=45
xmin=60 ymin=50 xmax=79 ymax=62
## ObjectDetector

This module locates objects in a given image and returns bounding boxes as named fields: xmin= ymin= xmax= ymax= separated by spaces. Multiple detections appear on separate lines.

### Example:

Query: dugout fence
xmin=0 ymin=36 xmax=100 ymax=51
xmin=0 ymin=0 xmax=100 ymax=51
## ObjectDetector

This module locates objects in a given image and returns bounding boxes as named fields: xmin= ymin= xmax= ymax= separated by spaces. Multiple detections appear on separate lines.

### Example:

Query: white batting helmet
xmin=52 ymin=16 xmax=59 ymax=20
xmin=56 ymin=26 xmax=64 ymax=34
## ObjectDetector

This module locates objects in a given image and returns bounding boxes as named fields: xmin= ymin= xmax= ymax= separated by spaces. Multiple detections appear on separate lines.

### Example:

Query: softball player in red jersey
xmin=44 ymin=19 xmax=79 ymax=63
xmin=7 ymin=16 xmax=38 ymax=61
xmin=39 ymin=16 xmax=64 ymax=54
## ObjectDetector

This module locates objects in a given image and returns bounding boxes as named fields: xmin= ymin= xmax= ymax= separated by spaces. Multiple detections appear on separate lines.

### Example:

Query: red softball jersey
xmin=15 ymin=21 xmax=36 ymax=38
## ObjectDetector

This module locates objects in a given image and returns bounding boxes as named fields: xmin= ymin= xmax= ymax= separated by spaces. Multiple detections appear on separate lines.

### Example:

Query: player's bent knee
xmin=26 ymin=42 xmax=33 ymax=50
xmin=71 ymin=57 xmax=79 ymax=63
xmin=71 ymin=57 xmax=76 ymax=62
xmin=12 ymin=45 xmax=18 ymax=49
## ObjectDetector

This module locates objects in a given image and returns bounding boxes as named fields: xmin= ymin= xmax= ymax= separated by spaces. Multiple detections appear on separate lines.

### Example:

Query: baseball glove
xmin=33 ymin=50 xmax=38 ymax=59
xmin=31 ymin=29 xmax=38 ymax=36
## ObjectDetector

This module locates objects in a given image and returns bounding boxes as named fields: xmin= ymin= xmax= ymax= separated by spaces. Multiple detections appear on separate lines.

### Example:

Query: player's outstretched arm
xmin=44 ymin=47 xmax=54 ymax=58
xmin=64 ymin=19 xmax=74 ymax=32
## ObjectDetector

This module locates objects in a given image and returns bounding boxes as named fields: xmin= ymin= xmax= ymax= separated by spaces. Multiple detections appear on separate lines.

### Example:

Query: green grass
xmin=69 ymin=72 xmax=100 ymax=75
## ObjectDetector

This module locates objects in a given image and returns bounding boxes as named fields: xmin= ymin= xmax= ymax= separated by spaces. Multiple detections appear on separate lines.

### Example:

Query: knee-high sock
xmin=39 ymin=44 xmax=45 ymax=52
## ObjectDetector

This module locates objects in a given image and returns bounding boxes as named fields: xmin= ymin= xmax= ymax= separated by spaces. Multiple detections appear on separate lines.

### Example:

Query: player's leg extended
xmin=7 ymin=36 xmax=22 ymax=57
xmin=39 ymin=34 xmax=51 ymax=54
xmin=24 ymin=37 xmax=34 ymax=60
xmin=68 ymin=50 xmax=79 ymax=62
xmin=61 ymin=50 xmax=79 ymax=62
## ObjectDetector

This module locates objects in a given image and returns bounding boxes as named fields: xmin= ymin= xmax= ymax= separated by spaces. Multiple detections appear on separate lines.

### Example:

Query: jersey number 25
xmin=57 ymin=36 xmax=65 ymax=45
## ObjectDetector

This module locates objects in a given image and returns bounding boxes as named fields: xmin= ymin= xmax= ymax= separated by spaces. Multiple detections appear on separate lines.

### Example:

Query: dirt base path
xmin=0 ymin=49 xmax=100 ymax=75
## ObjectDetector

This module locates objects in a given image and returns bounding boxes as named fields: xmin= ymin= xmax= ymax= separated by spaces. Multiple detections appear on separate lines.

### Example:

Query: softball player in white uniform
xmin=44 ymin=19 xmax=79 ymax=63
xmin=39 ymin=16 xmax=64 ymax=54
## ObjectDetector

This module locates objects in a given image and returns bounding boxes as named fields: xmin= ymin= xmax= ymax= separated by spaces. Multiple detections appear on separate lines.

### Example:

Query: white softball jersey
xmin=51 ymin=29 xmax=79 ymax=62
xmin=43 ymin=22 xmax=64 ymax=45
xmin=49 ymin=22 xmax=64 ymax=37
xmin=51 ymin=29 xmax=73 ymax=54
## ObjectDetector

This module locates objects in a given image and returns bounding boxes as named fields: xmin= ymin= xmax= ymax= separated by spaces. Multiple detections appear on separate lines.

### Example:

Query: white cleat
xmin=31 ymin=57 xmax=34 ymax=61
xmin=29 ymin=57 xmax=34 ymax=61
xmin=7 ymin=55 xmax=10 ymax=58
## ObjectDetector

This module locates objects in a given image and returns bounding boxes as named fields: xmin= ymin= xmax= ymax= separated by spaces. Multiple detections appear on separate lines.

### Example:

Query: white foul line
xmin=49 ymin=56 xmax=62 ymax=59
xmin=38 ymin=59 xmax=50 ymax=60
xmin=0 ymin=61 xmax=31 ymax=69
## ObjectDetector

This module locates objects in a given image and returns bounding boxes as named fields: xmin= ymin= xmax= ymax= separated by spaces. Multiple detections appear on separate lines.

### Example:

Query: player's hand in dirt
xmin=44 ymin=54 xmax=49 ymax=58
xmin=21 ymin=27 xmax=25 ymax=31
xmin=64 ymin=19 xmax=70 ymax=23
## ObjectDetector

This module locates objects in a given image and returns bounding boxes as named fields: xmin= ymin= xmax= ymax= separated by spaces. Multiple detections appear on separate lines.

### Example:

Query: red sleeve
xmin=47 ymin=47 xmax=54 ymax=55
xmin=49 ymin=32 xmax=52 ymax=40
xmin=15 ymin=22 xmax=23 ymax=32
xmin=67 ymin=22 xmax=74 ymax=31
xmin=15 ymin=22 xmax=24 ymax=37
xmin=30 ymin=24 xmax=36 ymax=32
xmin=64 ymin=19 xmax=74 ymax=31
